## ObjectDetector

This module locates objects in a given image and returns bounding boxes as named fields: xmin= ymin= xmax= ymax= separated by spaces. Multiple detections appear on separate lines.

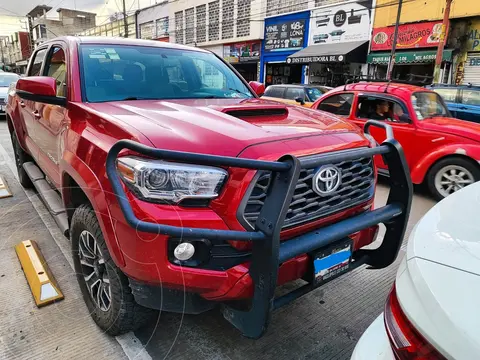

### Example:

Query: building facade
xmin=137 ymin=2 xmax=170 ymax=42
xmin=77 ymin=15 xmax=137 ymax=38
xmin=0 ymin=32 xmax=32 ymax=73
xmin=370 ymin=0 xmax=480 ymax=84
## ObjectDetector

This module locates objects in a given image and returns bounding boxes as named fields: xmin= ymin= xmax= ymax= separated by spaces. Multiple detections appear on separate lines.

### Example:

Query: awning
xmin=367 ymin=49 xmax=453 ymax=64
xmin=286 ymin=40 xmax=369 ymax=64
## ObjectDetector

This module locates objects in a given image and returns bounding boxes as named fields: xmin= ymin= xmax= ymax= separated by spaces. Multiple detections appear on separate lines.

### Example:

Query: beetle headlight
xmin=116 ymin=157 xmax=228 ymax=203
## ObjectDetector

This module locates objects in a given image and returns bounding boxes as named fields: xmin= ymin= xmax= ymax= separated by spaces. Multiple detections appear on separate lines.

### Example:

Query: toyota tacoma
xmin=6 ymin=37 xmax=412 ymax=338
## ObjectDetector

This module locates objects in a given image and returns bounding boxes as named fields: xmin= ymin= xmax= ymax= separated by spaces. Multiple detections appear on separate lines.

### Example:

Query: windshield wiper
xmin=228 ymin=88 xmax=252 ymax=97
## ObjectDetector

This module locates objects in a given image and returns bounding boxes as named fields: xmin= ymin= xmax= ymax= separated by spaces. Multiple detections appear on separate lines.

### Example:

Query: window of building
xmin=317 ymin=93 xmax=354 ymax=116
xmin=236 ymin=0 xmax=251 ymax=37
xmin=185 ymin=8 xmax=195 ymax=44
xmin=266 ymin=0 xmax=307 ymax=17
xmin=175 ymin=11 xmax=184 ymax=44
xmin=156 ymin=16 xmax=169 ymax=38
xmin=222 ymin=0 xmax=234 ymax=39
xmin=208 ymin=1 xmax=220 ymax=41
xmin=28 ymin=48 xmax=47 ymax=76
xmin=45 ymin=46 xmax=67 ymax=97
xmin=196 ymin=5 xmax=206 ymax=43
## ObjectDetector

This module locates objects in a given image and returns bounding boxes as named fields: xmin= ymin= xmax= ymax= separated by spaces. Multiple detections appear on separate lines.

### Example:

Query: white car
xmin=352 ymin=182 xmax=480 ymax=360
xmin=0 ymin=72 xmax=20 ymax=114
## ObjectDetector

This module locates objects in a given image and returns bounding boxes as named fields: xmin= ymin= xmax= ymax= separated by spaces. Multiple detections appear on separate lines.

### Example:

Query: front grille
xmin=241 ymin=156 xmax=375 ymax=229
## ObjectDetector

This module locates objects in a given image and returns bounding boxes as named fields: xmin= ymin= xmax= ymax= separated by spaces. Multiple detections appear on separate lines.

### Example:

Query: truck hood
xmin=406 ymin=182 xmax=480 ymax=275
xmin=85 ymin=98 xmax=359 ymax=156
xmin=419 ymin=117 xmax=480 ymax=142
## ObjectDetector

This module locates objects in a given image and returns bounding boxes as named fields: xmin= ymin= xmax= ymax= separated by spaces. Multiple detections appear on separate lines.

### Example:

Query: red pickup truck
xmin=6 ymin=37 xmax=412 ymax=338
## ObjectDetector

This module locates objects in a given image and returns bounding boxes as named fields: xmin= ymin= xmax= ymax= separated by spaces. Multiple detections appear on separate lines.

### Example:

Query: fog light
xmin=174 ymin=242 xmax=195 ymax=261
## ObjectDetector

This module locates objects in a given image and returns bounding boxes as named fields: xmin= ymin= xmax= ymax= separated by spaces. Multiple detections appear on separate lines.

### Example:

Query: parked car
xmin=427 ymin=83 xmax=480 ymax=123
xmin=352 ymin=181 xmax=480 ymax=360
xmin=312 ymin=82 xmax=480 ymax=200
xmin=7 ymin=37 xmax=412 ymax=338
xmin=0 ymin=72 xmax=20 ymax=115
xmin=262 ymin=84 xmax=332 ymax=107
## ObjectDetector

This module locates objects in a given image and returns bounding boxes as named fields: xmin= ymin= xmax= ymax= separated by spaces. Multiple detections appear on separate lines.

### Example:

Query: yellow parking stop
xmin=15 ymin=240 xmax=64 ymax=307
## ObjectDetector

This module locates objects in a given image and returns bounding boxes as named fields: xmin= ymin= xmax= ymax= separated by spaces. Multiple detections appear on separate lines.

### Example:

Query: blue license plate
xmin=314 ymin=240 xmax=352 ymax=284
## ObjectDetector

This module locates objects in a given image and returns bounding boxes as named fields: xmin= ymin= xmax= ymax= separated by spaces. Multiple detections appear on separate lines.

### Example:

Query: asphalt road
xmin=0 ymin=119 xmax=436 ymax=360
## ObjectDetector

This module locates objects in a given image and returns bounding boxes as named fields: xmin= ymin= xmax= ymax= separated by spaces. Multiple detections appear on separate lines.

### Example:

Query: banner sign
xmin=371 ymin=21 xmax=445 ymax=51
xmin=223 ymin=41 xmax=261 ymax=63
xmin=309 ymin=0 xmax=372 ymax=46
xmin=264 ymin=19 xmax=306 ymax=52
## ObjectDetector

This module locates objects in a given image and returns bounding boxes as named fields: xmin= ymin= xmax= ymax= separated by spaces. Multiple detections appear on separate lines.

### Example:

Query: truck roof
xmin=41 ymin=36 xmax=210 ymax=53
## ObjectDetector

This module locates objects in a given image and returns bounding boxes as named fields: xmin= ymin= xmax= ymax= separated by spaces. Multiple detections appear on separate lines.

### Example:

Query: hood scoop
xmin=222 ymin=105 xmax=289 ymax=121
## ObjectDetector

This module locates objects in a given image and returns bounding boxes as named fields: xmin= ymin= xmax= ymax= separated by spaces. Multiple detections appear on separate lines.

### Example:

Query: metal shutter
xmin=462 ymin=54 xmax=480 ymax=85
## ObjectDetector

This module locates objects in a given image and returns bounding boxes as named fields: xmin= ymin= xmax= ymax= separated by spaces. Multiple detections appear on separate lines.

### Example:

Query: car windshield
xmin=0 ymin=73 xmax=20 ymax=87
xmin=306 ymin=88 xmax=324 ymax=102
xmin=79 ymin=44 xmax=254 ymax=103
xmin=411 ymin=91 xmax=450 ymax=120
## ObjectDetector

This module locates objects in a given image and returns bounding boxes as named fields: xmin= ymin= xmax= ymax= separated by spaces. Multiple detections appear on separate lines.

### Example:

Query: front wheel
xmin=427 ymin=157 xmax=480 ymax=200
xmin=71 ymin=204 xmax=155 ymax=335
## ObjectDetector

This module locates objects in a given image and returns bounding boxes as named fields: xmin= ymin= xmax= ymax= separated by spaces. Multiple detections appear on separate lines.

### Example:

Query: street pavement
xmin=0 ymin=119 xmax=436 ymax=360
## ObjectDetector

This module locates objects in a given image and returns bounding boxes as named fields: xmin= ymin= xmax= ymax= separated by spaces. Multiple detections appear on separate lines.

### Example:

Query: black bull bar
xmin=106 ymin=120 xmax=412 ymax=339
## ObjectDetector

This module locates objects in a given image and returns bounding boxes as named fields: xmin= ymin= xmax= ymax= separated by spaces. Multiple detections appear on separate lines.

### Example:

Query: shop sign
xmin=264 ymin=20 xmax=305 ymax=52
xmin=223 ymin=41 xmax=261 ymax=63
xmin=469 ymin=57 xmax=480 ymax=66
xmin=308 ymin=0 xmax=372 ymax=46
xmin=367 ymin=50 xmax=452 ymax=64
xmin=371 ymin=21 xmax=445 ymax=51
xmin=287 ymin=55 xmax=345 ymax=64
xmin=467 ymin=19 xmax=480 ymax=51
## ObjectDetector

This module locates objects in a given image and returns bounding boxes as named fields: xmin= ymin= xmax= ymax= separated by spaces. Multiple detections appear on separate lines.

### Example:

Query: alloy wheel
xmin=78 ymin=230 xmax=112 ymax=312
xmin=434 ymin=165 xmax=474 ymax=198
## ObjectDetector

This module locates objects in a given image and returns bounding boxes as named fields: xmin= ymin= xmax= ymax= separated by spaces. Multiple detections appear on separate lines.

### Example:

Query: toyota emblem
xmin=312 ymin=165 xmax=342 ymax=196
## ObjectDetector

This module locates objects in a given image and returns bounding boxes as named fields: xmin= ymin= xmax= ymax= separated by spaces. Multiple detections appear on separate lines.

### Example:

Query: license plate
xmin=314 ymin=239 xmax=352 ymax=285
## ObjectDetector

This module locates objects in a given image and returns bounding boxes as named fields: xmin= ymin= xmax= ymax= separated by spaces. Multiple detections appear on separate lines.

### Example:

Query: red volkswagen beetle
xmin=312 ymin=82 xmax=480 ymax=200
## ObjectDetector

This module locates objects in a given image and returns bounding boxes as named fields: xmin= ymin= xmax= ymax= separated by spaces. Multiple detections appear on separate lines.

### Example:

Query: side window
xmin=462 ymin=90 xmax=480 ymax=106
xmin=356 ymin=97 xmax=409 ymax=122
xmin=318 ymin=94 xmax=353 ymax=116
xmin=285 ymin=88 xmax=305 ymax=101
xmin=264 ymin=86 xmax=285 ymax=98
xmin=44 ymin=47 xmax=67 ymax=97
xmin=28 ymin=48 xmax=47 ymax=76
xmin=434 ymin=88 xmax=457 ymax=103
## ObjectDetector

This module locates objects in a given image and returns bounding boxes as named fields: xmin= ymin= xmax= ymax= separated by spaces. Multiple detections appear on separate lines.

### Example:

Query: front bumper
xmin=351 ymin=314 xmax=394 ymax=360
xmin=106 ymin=120 xmax=412 ymax=339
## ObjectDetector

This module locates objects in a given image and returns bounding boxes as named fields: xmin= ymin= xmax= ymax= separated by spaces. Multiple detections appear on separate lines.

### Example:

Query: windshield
xmin=411 ymin=91 xmax=450 ymax=120
xmin=79 ymin=45 xmax=254 ymax=102
xmin=306 ymin=88 xmax=324 ymax=102
xmin=0 ymin=73 xmax=20 ymax=87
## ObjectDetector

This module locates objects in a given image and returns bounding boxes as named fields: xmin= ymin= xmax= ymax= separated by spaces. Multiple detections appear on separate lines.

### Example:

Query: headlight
xmin=116 ymin=156 xmax=228 ymax=204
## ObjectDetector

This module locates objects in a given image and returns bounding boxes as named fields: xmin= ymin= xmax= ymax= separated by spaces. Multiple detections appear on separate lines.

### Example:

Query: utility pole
xmin=433 ymin=0 xmax=453 ymax=83
xmin=122 ymin=0 xmax=129 ymax=38
xmin=387 ymin=0 xmax=403 ymax=80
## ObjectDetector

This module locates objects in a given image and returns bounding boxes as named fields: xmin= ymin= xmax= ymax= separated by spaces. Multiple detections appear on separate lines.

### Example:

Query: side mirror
xmin=295 ymin=96 xmax=305 ymax=105
xmin=16 ymin=76 xmax=66 ymax=106
xmin=399 ymin=113 xmax=411 ymax=123
xmin=248 ymin=81 xmax=265 ymax=97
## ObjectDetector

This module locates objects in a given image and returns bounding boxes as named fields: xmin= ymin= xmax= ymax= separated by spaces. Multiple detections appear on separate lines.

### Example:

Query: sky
xmin=0 ymin=0 xmax=156 ymax=36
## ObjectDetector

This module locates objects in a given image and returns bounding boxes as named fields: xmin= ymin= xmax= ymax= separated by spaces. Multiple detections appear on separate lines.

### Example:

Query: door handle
xmin=32 ymin=110 xmax=41 ymax=119
xmin=20 ymin=101 xmax=25 ymax=108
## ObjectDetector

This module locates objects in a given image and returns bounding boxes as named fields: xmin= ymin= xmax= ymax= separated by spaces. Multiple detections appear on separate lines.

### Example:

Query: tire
xmin=11 ymin=131 xmax=33 ymax=189
xmin=426 ymin=157 xmax=480 ymax=201
xmin=71 ymin=204 xmax=155 ymax=335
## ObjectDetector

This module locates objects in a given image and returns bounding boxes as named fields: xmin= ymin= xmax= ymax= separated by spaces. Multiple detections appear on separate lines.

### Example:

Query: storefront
xmin=223 ymin=41 xmax=261 ymax=82
xmin=369 ymin=20 xmax=452 ymax=82
xmin=260 ymin=11 xmax=311 ymax=85
xmin=367 ymin=50 xmax=453 ymax=82
xmin=461 ymin=18 xmax=480 ymax=84
xmin=286 ymin=0 xmax=373 ymax=87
